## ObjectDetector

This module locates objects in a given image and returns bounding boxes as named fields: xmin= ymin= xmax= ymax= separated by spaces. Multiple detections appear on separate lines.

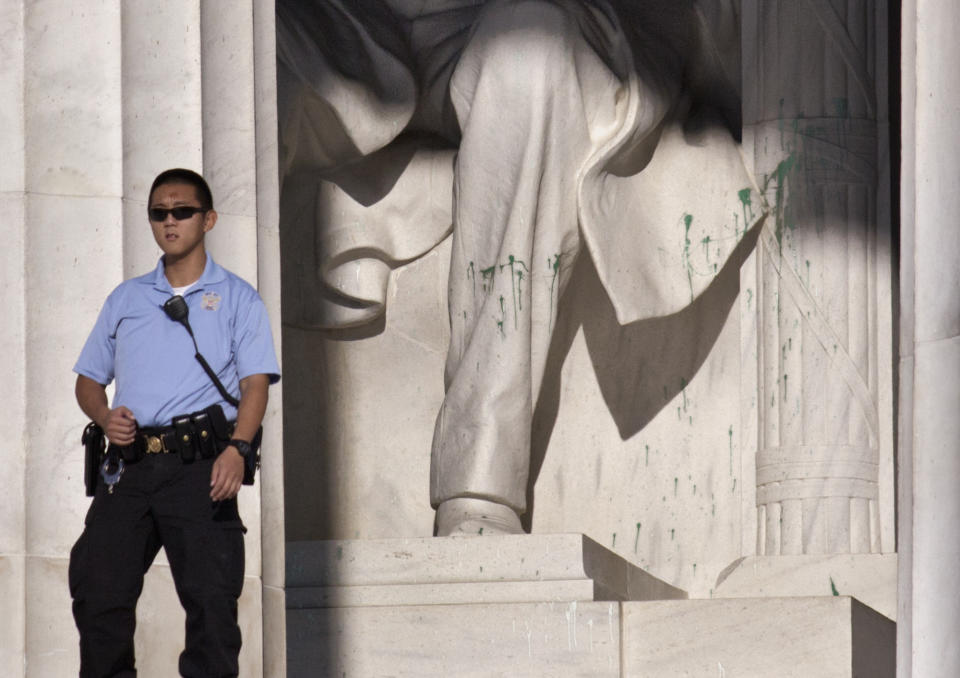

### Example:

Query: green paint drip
xmin=612 ymin=533 xmax=616 ymax=548
xmin=746 ymin=288 xmax=753 ymax=309
xmin=683 ymin=213 xmax=695 ymax=301
xmin=830 ymin=577 xmax=839 ymax=596
xmin=548 ymin=254 xmax=561 ymax=332
xmin=467 ymin=261 xmax=476 ymax=300
xmin=674 ymin=477 xmax=678 ymax=496
xmin=499 ymin=254 xmax=529 ymax=330
xmin=634 ymin=522 xmax=642 ymax=553
xmin=645 ymin=444 xmax=650 ymax=467
xmin=728 ymin=425 xmax=734 ymax=475
xmin=738 ymin=187 xmax=754 ymax=226
xmin=480 ymin=264 xmax=496 ymax=293
xmin=670 ymin=528 xmax=675 ymax=540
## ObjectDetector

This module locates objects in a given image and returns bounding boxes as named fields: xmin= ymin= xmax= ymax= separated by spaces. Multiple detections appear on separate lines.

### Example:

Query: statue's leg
xmin=431 ymin=0 xmax=623 ymax=535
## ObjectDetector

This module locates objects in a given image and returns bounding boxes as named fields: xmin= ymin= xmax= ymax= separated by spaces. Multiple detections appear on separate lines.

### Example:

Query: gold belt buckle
xmin=146 ymin=435 xmax=164 ymax=454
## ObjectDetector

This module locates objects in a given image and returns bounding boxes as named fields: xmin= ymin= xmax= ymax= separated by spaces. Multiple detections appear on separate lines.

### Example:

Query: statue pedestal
xmin=286 ymin=535 xmax=894 ymax=676
xmin=713 ymin=554 xmax=898 ymax=621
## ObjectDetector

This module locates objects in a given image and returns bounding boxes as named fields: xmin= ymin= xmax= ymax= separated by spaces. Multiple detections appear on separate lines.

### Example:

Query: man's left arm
xmin=210 ymin=373 xmax=270 ymax=501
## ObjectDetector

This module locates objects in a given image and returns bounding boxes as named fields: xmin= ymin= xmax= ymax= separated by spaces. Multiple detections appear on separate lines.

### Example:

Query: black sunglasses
xmin=148 ymin=206 xmax=208 ymax=222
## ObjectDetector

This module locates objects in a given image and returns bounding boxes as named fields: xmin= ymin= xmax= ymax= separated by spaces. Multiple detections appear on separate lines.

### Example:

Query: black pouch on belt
xmin=190 ymin=410 xmax=217 ymax=459
xmin=173 ymin=415 xmax=196 ymax=462
xmin=82 ymin=422 xmax=105 ymax=497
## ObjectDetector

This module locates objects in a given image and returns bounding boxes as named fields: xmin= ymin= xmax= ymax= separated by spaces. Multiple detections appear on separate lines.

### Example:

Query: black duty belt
xmin=115 ymin=404 xmax=235 ymax=464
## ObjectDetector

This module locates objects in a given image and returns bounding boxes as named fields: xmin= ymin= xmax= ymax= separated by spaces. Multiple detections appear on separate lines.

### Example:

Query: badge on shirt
xmin=201 ymin=291 xmax=222 ymax=311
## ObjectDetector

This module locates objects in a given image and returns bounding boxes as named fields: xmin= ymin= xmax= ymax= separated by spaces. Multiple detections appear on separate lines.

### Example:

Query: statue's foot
xmin=435 ymin=497 xmax=524 ymax=536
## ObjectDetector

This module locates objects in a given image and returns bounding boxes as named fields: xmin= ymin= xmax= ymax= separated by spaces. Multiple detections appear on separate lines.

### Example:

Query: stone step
xmin=286 ymin=596 xmax=894 ymax=677
xmin=286 ymin=534 xmax=685 ymax=608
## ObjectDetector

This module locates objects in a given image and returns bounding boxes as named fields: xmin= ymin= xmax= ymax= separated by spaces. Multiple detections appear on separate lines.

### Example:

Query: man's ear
xmin=203 ymin=209 xmax=218 ymax=233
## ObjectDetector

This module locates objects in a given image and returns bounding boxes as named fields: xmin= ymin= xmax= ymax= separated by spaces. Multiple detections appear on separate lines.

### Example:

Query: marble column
xmin=743 ymin=0 xmax=894 ymax=556
xmin=0 ymin=2 xmax=282 ymax=675
xmin=898 ymin=1 xmax=960 ymax=675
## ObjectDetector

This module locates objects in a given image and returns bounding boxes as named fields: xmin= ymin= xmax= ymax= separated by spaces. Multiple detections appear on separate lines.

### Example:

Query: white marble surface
xmin=26 ymin=194 xmax=124 ymax=556
xmin=0 ymin=193 xmax=26 ymax=556
xmin=24 ymin=0 xmax=122 ymax=197
xmin=0 ymin=556 xmax=26 ymax=675
xmin=622 ymin=597 xmax=894 ymax=677
xmin=289 ymin=600 xmax=622 ymax=678
xmin=286 ymin=535 xmax=685 ymax=608
xmin=0 ymin=0 xmax=24 ymax=194
xmin=898 ymin=1 xmax=960 ymax=675
xmin=712 ymin=553 xmax=897 ymax=621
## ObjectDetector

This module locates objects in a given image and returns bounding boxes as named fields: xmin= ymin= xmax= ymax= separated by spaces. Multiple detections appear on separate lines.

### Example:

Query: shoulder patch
xmin=201 ymin=291 xmax=222 ymax=311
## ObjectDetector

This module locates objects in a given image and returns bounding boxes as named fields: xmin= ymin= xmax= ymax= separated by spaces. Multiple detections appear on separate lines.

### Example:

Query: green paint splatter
xmin=548 ymin=254 xmax=561 ymax=332
xmin=634 ymin=522 xmax=642 ymax=553
xmin=480 ymin=264 xmax=496 ymax=293
xmin=738 ymin=187 xmax=754 ymax=225
xmin=830 ymin=577 xmax=840 ymax=596
xmin=478 ymin=527 xmax=484 ymax=535
xmin=762 ymin=154 xmax=798 ymax=249
xmin=466 ymin=261 xmax=477 ymax=301
xmin=728 ymin=425 xmax=734 ymax=475
xmin=683 ymin=213 xmax=695 ymax=301
xmin=499 ymin=254 xmax=529 ymax=330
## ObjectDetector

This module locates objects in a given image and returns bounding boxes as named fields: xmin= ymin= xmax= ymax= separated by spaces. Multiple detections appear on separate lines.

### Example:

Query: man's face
xmin=148 ymin=182 xmax=216 ymax=261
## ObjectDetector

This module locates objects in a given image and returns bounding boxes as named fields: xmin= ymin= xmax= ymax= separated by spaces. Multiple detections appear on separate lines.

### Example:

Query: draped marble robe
xmin=276 ymin=0 xmax=766 ymax=531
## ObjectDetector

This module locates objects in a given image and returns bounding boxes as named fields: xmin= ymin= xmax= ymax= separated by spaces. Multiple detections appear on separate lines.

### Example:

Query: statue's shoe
xmin=435 ymin=497 xmax=524 ymax=536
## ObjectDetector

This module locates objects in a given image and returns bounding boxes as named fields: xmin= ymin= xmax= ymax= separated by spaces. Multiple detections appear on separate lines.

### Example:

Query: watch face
xmin=231 ymin=439 xmax=252 ymax=456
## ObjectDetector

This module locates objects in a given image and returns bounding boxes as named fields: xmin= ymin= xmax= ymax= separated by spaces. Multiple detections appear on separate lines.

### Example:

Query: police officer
xmin=69 ymin=168 xmax=280 ymax=677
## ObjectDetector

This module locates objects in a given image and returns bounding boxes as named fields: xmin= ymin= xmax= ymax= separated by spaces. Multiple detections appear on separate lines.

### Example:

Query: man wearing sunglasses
xmin=69 ymin=168 xmax=280 ymax=677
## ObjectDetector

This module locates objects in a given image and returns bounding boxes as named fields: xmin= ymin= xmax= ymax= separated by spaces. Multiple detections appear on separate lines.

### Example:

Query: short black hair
xmin=148 ymin=168 xmax=214 ymax=210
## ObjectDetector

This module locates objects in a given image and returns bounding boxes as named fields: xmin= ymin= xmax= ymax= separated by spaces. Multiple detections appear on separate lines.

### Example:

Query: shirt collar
xmin=146 ymin=253 xmax=227 ymax=293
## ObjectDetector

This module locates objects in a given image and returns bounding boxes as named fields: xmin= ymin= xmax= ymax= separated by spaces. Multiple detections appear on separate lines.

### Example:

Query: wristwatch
xmin=228 ymin=439 xmax=253 ymax=458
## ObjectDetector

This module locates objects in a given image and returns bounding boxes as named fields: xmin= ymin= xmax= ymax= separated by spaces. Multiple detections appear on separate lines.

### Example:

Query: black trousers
xmin=69 ymin=454 xmax=245 ymax=678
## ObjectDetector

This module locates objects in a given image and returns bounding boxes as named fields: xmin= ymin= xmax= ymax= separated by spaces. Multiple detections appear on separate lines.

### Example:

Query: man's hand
xmin=102 ymin=406 xmax=138 ymax=446
xmin=210 ymin=446 xmax=245 ymax=501
xmin=76 ymin=375 xmax=138 ymax=445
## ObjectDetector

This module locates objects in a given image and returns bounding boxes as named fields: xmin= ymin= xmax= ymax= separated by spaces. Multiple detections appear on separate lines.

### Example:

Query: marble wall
xmin=0 ymin=1 xmax=284 ymax=675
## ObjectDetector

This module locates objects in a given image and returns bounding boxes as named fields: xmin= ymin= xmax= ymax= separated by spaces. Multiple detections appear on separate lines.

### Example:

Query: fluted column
xmin=745 ymin=0 xmax=893 ymax=556
xmin=899 ymin=1 xmax=960 ymax=675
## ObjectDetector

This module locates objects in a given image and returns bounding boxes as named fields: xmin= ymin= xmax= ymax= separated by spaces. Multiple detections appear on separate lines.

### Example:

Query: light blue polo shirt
xmin=75 ymin=254 xmax=281 ymax=428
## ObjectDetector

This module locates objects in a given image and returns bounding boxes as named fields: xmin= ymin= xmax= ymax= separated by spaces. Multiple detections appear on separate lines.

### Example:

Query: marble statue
xmin=276 ymin=0 xmax=765 ymax=535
